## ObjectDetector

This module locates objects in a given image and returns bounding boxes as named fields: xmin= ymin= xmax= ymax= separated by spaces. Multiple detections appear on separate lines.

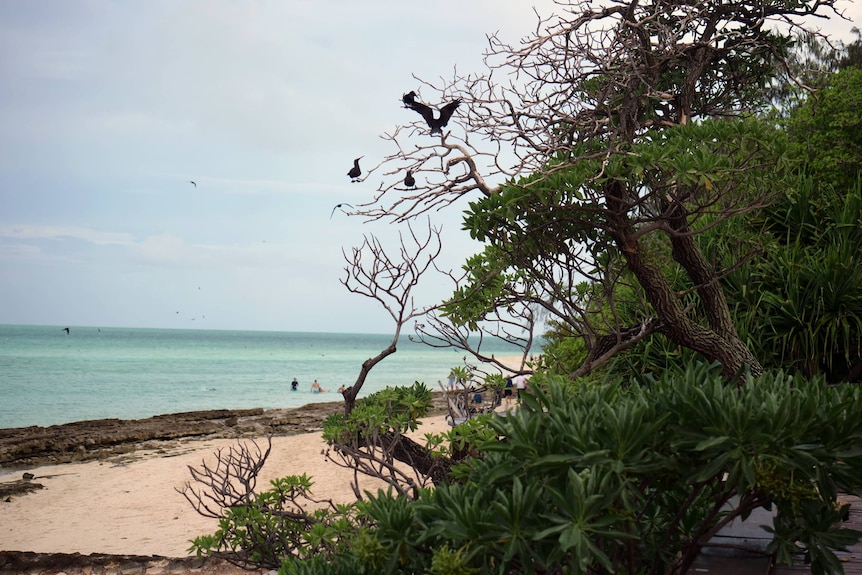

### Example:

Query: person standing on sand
xmin=514 ymin=374 xmax=528 ymax=403
xmin=311 ymin=380 xmax=327 ymax=393
xmin=291 ymin=378 xmax=299 ymax=391
xmin=504 ymin=377 xmax=514 ymax=407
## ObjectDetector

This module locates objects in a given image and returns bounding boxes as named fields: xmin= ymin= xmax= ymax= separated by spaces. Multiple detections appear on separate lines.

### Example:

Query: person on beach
xmin=291 ymin=378 xmax=299 ymax=391
xmin=311 ymin=380 xmax=327 ymax=393
xmin=514 ymin=374 xmax=528 ymax=403
xmin=504 ymin=377 xmax=514 ymax=407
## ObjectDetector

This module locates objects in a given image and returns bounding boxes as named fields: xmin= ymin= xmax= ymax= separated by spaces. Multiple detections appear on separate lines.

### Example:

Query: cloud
xmin=0 ymin=224 xmax=134 ymax=246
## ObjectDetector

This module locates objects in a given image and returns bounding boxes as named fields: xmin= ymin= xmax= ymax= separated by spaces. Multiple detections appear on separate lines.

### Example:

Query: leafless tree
xmin=177 ymin=438 xmax=272 ymax=518
xmin=355 ymin=0 xmax=846 ymax=379
xmin=338 ymin=219 xmax=443 ymax=414
xmin=323 ymin=219 xmax=463 ymax=498
xmin=413 ymin=301 xmax=538 ymax=377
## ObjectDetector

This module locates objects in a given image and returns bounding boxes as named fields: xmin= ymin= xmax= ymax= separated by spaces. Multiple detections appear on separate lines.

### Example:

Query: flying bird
xmin=403 ymin=93 xmax=461 ymax=135
xmin=188 ymin=180 xmax=197 ymax=187
xmin=330 ymin=203 xmax=355 ymax=219
xmin=404 ymin=170 xmax=416 ymax=188
xmin=62 ymin=327 xmax=70 ymax=334
xmin=347 ymin=157 xmax=363 ymax=181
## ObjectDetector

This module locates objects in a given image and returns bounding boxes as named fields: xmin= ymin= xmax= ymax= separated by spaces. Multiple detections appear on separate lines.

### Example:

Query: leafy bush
xmin=189 ymin=367 xmax=862 ymax=574
xmin=189 ymin=474 xmax=359 ymax=569
xmin=359 ymin=364 xmax=862 ymax=574
xmin=322 ymin=382 xmax=451 ymax=497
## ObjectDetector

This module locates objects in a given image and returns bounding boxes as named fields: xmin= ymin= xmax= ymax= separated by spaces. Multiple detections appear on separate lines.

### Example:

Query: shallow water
xmin=0 ymin=325 xmax=530 ymax=428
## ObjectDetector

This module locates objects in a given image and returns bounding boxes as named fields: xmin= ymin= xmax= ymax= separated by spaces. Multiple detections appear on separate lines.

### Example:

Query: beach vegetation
xmin=185 ymin=468 xmax=361 ymax=569
xmin=537 ymin=63 xmax=862 ymax=385
xmin=186 ymin=366 xmax=862 ymax=573
xmin=178 ymin=437 xmax=362 ymax=569
xmin=322 ymin=382 xmax=452 ymax=498
xmin=347 ymin=366 xmax=862 ymax=575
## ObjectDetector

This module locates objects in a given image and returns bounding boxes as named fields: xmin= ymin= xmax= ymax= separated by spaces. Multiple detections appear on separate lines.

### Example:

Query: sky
xmin=1 ymin=1 xmax=860 ymax=335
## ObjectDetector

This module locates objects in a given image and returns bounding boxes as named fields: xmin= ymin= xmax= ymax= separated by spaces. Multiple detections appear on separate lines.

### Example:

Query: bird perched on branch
xmin=402 ymin=92 xmax=461 ymax=135
xmin=330 ymin=203 xmax=354 ymax=219
xmin=347 ymin=157 xmax=363 ymax=181
xmin=404 ymin=170 xmax=416 ymax=188
xmin=402 ymin=90 xmax=418 ymax=107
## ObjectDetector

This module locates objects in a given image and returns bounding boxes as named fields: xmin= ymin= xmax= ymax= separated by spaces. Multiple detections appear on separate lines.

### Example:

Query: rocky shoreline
xmin=0 ymin=551 xmax=271 ymax=574
xmin=0 ymin=394 xmax=449 ymax=470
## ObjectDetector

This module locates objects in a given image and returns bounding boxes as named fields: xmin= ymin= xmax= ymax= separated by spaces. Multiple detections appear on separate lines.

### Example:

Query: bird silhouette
xmin=403 ymin=93 xmax=461 ymax=135
xmin=347 ymin=157 xmax=363 ymax=181
xmin=62 ymin=327 xmax=70 ymax=334
xmin=404 ymin=170 xmax=416 ymax=188
xmin=330 ymin=203 xmax=355 ymax=219
xmin=188 ymin=180 xmax=197 ymax=187
xmin=402 ymin=91 xmax=418 ymax=107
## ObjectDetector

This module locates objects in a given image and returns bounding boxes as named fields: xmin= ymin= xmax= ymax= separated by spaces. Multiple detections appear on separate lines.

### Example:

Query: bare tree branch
xmin=339 ymin=219 xmax=443 ymax=414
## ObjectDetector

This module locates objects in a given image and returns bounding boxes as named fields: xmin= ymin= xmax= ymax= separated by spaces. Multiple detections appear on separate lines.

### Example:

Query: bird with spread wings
xmin=402 ymin=91 xmax=461 ymax=135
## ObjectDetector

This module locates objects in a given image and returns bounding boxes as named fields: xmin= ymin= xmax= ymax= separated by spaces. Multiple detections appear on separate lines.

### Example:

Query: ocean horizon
xmin=0 ymin=324 xmax=535 ymax=429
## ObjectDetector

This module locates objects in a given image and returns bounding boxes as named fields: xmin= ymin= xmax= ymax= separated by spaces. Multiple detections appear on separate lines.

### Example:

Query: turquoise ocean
xmin=0 ymin=325 xmax=530 ymax=430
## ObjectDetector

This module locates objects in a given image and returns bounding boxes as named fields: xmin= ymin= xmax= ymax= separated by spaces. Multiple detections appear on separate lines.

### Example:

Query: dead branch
xmin=339 ymin=219 xmax=444 ymax=414
xmin=177 ymin=437 xmax=272 ymax=519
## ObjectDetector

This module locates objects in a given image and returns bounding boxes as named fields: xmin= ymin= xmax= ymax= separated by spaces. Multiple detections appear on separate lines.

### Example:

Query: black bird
xmin=330 ymin=203 xmax=355 ymax=219
xmin=402 ymin=90 xmax=418 ymax=107
xmin=62 ymin=327 xmax=70 ymax=334
xmin=347 ymin=157 xmax=363 ymax=182
xmin=403 ymin=94 xmax=461 ymax=135
xmin=404 ymin=170 xmax=416 ymax=188
xmin=188 ymin=180 xmax=197 ymax=187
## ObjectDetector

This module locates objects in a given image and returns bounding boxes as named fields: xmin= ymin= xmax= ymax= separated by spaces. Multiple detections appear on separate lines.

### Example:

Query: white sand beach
xmin=0 ymin=416 xmax=452 ymax=557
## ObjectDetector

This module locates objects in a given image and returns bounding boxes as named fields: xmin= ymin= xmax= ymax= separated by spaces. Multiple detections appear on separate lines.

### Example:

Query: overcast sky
xmin=1 ymin=2 xmax=860 ymax=334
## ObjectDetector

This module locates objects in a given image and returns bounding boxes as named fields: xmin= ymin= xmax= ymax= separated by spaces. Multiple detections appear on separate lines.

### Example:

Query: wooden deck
xmin=688 ymin=495 xmax=862 ymax=575
xmin=771 ymin=495 xmax=862 ymax=575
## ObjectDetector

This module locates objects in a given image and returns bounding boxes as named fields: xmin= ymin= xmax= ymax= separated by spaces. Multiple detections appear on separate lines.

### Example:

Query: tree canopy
xmin=360 ymin=0 xmax=845 ymax=379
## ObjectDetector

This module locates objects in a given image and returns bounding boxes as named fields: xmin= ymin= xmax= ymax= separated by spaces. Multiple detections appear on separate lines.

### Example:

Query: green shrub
xmin=188 ymin=474 xmax=359 ymax=568
xmin=191 ymin=366 xmax=862 ymax=574
xmin=361 ymin=364 xmax=862 ymax=574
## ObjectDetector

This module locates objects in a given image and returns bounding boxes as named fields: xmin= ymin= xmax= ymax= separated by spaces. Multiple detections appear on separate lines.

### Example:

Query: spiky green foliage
xmin=189 ymin=474 xmax=359 ymax=569
xmin=359 ymin=365 xmax=862 ymax=575
xmin=189 ymin=367 xmax=862 ymax=575
xmin=729 ymin=178 xmax=862 ymax=381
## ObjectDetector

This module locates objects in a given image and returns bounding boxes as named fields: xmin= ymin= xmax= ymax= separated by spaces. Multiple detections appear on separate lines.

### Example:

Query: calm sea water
xmin=0 ymin=325 xmax=530 ymax=429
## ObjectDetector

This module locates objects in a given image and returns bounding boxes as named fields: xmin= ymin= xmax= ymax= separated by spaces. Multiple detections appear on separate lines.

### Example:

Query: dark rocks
xmin=0 ymin=407 xmax=324 ymax=468
xmin=0 ymin=551 xmax=270 ymax=574
xmin=0 ymin=396 xmax=448 ymax=469
xmin=0 ymin=478 xmax=44 ymax=499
